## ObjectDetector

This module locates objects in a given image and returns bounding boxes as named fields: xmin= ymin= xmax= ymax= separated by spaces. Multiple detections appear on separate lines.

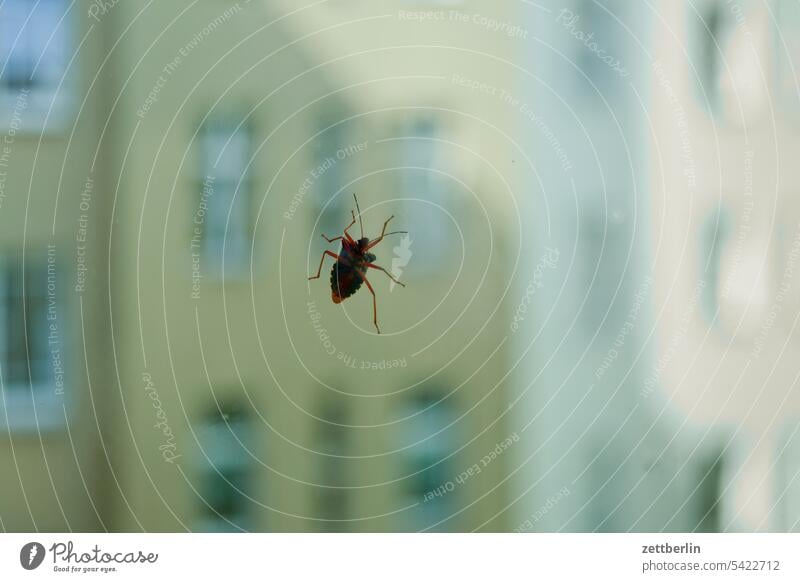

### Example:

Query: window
xmin=196 ymin=117 xmax=252 ymax=276
xmin=398 ymin=391 xmax=457 ymax=531
xmin=688 ymin=0 xmax=767 ymax=122
xmin=315 ymin=399 xmax=349 ymax=531
xmin=194 ymin=404 xmax=253 ymax=532
xmin=692 ymin=447 xmax=725 ymax=532
xmin=0 ymin=254 xmax=65 ymax=430
xmin=688 ymin=0 xmax=728 ymax=113
xmin=571 ymin=0 xmax=628 ymax=93
xmin=401 ymin=117 xmax=450 ymax=271
xmin=0 ymin=0 xmax=71 ymax=127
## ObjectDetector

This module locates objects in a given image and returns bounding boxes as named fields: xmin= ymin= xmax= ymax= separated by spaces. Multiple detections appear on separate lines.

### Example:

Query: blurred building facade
xmin=0 ymin=0 xmax=520 ymax=532
xmin=511 ymin=0 xmax=720 ymax=533
xmin=2 ymin=0 xmax=800 ymax=533
xmin=511 ymin=0 xmax=800 ymax=533
xmin=647 ymin=0 xmax=800 ymax=531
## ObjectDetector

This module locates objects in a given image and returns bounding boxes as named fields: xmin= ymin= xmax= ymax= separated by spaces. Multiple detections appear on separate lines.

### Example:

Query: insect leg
xmin=366 ymin=215 xmax=394 ymax=250
xmin=322 ymin=210 xmax=357 ymax=243
xmin=366 ymin=263 xmax=405 ymax=287
xmin=308 ymin=250 xmax=340 ymax=280
xmin=342 ymin=210 xmax=358 ymax=243
xmin=361 ymin=275 xmax=380 ymax=334
xmin=367 ymin=218 xmax=408 ymax=250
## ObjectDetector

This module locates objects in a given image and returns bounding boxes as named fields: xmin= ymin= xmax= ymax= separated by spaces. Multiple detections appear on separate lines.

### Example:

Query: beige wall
xmin=102 ymin=0 xmax=520 ymax=531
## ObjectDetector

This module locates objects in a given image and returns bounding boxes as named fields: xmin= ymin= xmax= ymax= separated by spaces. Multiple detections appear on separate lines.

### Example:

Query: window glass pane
xmin=399 ymin=392 xmax=457 ymax=531
xmin=198 ymin=118 xmax=251 ymax=272
xmin=33 ymin=0 xmax=68 ymax=86
xmin=0 ymin=0 xmax=68 ymax=93
xmin=402 ymin=118 xmax=449 ymax=270
xmin=1 ymin=1 xmax=34 ymax=90
xmin=195 ymin=406 xmax=252 ymax=531
xmin=315 ymin=400 xmax=348 ymax=530
xmin=572 ymin=0 xmax=626 ymax=91
xmin=2 ymin=260 xmax=50 ymax=388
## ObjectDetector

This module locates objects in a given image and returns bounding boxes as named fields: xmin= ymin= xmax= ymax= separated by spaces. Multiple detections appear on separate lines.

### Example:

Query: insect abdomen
xmin=330 ymin=262 xmax=363 ymax=303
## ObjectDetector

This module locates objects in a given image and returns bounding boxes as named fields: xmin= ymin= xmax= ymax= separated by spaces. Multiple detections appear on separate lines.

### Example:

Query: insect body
xmin=308 ymin=194 xmax=407 ymax=333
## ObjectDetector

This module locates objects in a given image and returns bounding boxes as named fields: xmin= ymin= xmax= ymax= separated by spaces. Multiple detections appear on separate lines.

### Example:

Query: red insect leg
xmin=343 ymin=210 xmax=358 ymax=243
xmin=321 ymin=210 xmax=357 ymax=244
xmin=366 ymin=215 xmax=395 ymax=250
xmin=361 ymin=275 xmax=380 ymax=334
xmin=308 ymin=250 xmax=340 ymax=280
xmin=366 ymin=263 xmax=405 ymax=287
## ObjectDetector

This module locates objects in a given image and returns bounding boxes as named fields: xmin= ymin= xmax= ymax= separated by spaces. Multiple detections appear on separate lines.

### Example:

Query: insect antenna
xmin=382 ymin=231 xmax=408 ymax=237
xmin=353 ymin=193 xmax=364 ymax=239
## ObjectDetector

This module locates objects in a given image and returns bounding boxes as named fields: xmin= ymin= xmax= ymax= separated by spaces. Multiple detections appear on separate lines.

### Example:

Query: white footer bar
xmin=1 ymin=533 xmax=796 ymax=581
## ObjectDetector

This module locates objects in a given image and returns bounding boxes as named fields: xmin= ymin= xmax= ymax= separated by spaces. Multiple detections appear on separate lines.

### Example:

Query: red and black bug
xmin=308 ymin=194 xmax=407 ymax=334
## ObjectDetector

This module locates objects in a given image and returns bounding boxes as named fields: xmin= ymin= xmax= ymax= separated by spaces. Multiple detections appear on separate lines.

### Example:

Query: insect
xmin=308 ymin=194 xmax=407 ymax=333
